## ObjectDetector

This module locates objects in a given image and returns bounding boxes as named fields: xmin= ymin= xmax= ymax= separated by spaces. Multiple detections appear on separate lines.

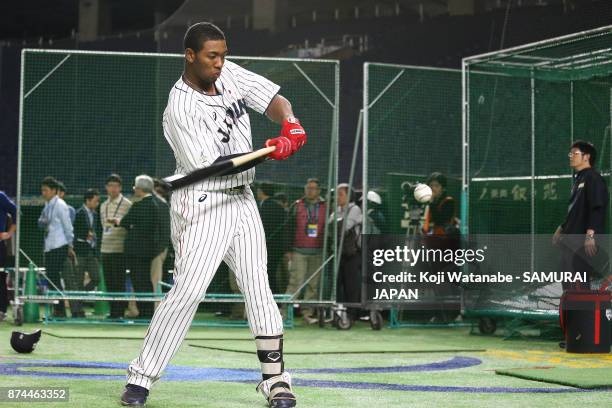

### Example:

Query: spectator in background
xmin=256 ymin=182 xmax=287 ymax=294
xmin=365 ymin=191 xmax=386 ymax=234
xmin=100 ymin=174 xmax=132 ymax=319
xmin=331 ymin=183 xmax=362 ymax=324
xmin=151 ymin=179 xmax=171 ymax=310
xmin=423 ymin=172 xmax=458 ymax=237
xmin=229 ymin=183 xmax=287 ymax=320
xmin=286 ymin=178 xmax=327 ymax=324
xmin=153 ymin=178 xmax=171 ymax=203
xmin=272 ymin=191 xmax=291 ymax=295
xmin=56 ymin=181 xmax=82 ymax=317
xmin=153 ymin=179 xmax=175 ymax=291
xmin=38 ymin=177 xmax=75 ymax=318
xmin=423 ymin=172 xmax=460 ymax=322
xmin=57 ymin=181 xmax=76 ymax=224
xmin=117 ymin=175 xmax=160 ymax=319
xmin=0 ymin=190 xmax=17 ymax=322
xmin=63 ymin=189 xmax=100 ymax=319
xmin=274 ymin=192 xmax=289 ymax=210
xmin=74 ymin=189 xmax=101 ymax=295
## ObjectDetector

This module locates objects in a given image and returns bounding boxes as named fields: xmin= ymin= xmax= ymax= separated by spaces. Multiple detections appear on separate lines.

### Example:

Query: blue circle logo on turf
xmin=0 ymin=357 xmax=594 ymax=393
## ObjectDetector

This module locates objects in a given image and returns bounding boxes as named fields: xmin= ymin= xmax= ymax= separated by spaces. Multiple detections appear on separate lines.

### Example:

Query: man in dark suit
xmin=74 ymin=189 xmax=101 ymax=293
xmin=117 ymin=176 xmax=160 ymax=319
xmin=229 ymin=182 xmax=288 ymax=320
xmin=256 ymin=183 xmax=288 ymax=294
xmin=151 ymin=179 xmax=172 ymax=311
xmin=68 ymin=189 xmax=101 ymax=318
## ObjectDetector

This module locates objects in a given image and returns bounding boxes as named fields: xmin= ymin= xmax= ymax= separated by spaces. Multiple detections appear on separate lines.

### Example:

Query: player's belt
xmin=223 ymin=185 xmax=245 ymax=194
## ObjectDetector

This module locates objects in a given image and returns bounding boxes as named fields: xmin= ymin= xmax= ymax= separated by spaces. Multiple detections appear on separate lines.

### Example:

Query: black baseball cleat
xmin=257 ymin=372 xmax=297 ymax=407
xmin=120 ymin=384 xmax=149 ymax=407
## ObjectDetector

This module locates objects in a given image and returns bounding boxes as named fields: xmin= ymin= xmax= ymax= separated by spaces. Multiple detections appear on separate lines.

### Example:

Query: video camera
xmin=400 ymin=181 xmax=425 ymax=228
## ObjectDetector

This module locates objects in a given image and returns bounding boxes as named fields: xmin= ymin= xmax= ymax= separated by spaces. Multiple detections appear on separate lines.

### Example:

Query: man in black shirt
xmin=118 ymin=176 xmax=161 ymax=318
xmin=553 ymin=140 xmax=609 ymax=289
xmin=257 ymin=183 xmax=287 ymax=294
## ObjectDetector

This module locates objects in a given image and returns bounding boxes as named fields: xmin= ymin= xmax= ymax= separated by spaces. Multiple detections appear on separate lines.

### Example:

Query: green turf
xmin=20 ymin=366 xmax=125 ymax=375
xmin=496 ymin=367 xmax=612 ymax=389
xmin=42 ymin=328 xmax=253 ymax=341
xmin=2 ymin=317 xmax=612 ymax=407
xmin=188 ymin=343 xmax=486 ymax=355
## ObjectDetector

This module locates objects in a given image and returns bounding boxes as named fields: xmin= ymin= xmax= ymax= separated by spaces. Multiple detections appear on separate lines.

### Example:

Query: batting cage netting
xmin=363 ymin=26 xmax=612 ymax=332
xmin=363 ymin=63 xmax=462 ymax=235
xmin=16 ymin=49 xmax=339 ymax=326
xmin=462 ymin=25 xmax=612 ymax=328
xmin=362 ymin=63 xmax=463 ymax=326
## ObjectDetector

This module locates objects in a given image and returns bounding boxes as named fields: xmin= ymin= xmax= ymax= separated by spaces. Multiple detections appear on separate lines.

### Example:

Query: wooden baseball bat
xmin=162 ymin=146 xmax=276 ymax=191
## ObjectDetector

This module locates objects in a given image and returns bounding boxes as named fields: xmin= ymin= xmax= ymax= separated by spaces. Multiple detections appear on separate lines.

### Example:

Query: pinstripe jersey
xmin=163 ymin=60 xmax=280 ymax=191
xmin=127 ymin=61 xmax=287 ymax=393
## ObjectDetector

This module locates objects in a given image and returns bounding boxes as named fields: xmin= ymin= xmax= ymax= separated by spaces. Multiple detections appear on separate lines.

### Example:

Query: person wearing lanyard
xmin=285 ymin=178 xmax=327 ymax=324
xmin=100 ymin=174 xmax=132 ymax=319
xmin=38 ymin=177 xmax=75 ymax=318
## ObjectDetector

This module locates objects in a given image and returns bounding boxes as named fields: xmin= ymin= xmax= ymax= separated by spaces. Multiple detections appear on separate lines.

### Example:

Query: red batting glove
xmin=265 ymin=136 xmax=292 ymax=160
xmin=280 ymin=117 xmax=307 ymax=153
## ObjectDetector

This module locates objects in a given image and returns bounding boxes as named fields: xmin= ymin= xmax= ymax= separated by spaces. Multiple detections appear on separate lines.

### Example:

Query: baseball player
xmin=121 ymin=22 xmax=306 ymax=407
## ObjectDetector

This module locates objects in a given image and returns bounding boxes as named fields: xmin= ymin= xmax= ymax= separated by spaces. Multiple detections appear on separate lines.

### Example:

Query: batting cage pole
xmin=530 ymin=68 xmax=536 ymax=278
xmin=461 ymin=58 xmax=469 ymax=235
xmin=362 ymin=63 xmax=370 ymax=240
xmin=14 ymin=50 xmax=25 ymax=322
xmin=320 ymin=60 xmax=340 ymax=304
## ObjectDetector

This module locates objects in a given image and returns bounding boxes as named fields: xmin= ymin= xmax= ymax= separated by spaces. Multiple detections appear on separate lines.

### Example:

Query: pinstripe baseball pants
xmin=127 ymin=185 xmax=283 ymax=389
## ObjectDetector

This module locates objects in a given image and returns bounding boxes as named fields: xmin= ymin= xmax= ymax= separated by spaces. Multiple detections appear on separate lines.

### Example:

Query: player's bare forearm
xmin=266 ymin=94 xmax=295 ymax=124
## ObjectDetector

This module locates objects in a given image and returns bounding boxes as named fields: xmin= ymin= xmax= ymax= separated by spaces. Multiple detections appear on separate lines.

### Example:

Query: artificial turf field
xmin=1 ymin=318 xmax=612 ymax=407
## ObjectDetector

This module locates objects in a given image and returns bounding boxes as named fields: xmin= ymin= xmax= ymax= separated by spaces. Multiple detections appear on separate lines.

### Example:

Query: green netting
xmin=17 ymin=49 xmax=339 ymax=324
xmin=466 ymin=25 xmax=612 ymax=81
xmin=364 ymin=26 xmax=612 ymax=323
xmin=363 ymin=63 xmax=463 ymax=322
xmin=464 ymin=26 xmax=612 ymax=317
xmin=364 ymin=63 xmax=462 ymax=235
xmin=465 ymin=29 xmax=612 ymax=236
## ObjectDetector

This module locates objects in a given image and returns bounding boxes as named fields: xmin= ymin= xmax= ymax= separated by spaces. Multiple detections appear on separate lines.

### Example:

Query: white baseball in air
xmin=414 ymin=183 xmax=433 ymax=203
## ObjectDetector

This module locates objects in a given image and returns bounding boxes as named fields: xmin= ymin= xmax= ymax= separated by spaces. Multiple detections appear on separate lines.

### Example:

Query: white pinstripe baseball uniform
xmin=126 ymin=60 xmax=285 ymax=389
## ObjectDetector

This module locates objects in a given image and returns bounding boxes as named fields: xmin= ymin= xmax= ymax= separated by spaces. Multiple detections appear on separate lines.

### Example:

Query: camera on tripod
xmin=400 ymin=181 xmax=426 ymax=231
